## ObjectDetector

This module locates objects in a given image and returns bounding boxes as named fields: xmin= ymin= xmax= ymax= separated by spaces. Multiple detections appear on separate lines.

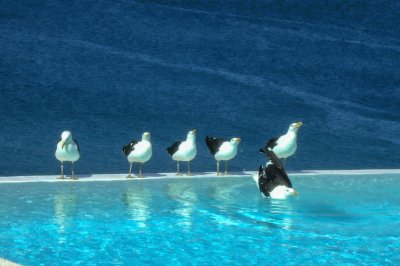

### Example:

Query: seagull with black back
xmin=205 ymin=136 xmax=241 ymax=175
xmin=122 ymin=132 xmax=152 ymax=178
xmin=167 ymin=129 xmax=197 ymax=175
xmin=55 ymin=131 xmax=80 ymax=180
xmin=254 ymin=149 xmax=298 ymax=199
xmin=259 ymin=122 xmax=303 ymax=166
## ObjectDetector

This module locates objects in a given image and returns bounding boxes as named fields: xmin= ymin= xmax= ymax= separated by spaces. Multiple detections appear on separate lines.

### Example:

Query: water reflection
xmin=238 ymin=197 xmax=296 ymax=233
xmin=209 ymin=182 xmax=244 ymax=205
xmin=166 ymin=182 xmax=198 ymax=231
xmin=122 ymin=183 xmax=151 ymax=228
xmin=54 ymin=184 xmax=78 ymax=233
xmin=204 ymin=182 xmax=247 ymax=227
xmin=266 ymin=199 xmax=295 ymax=230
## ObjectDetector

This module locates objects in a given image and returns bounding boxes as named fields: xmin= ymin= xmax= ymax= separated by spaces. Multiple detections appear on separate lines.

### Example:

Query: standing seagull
xmin=167 ymin=129 xmax=197 ymax=176
xmin=205 ymin=136 xmax=241 ymax=175
xmin=122 ymin=132 xmax=152 ymax=178
xmin=259 ymin=122 xmax=303 ymax=164
xmin=253 ymin=149 xmax=298 ymax=199
xmin=55 ymin=131 xmax=80 ymax=180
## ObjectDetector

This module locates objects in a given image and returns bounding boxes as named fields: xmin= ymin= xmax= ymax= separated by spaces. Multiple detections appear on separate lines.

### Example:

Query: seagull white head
xmin=230 ymin=137 xmax=241 ymax=145
xmin=270 ymin=185 xmax=299 ymax=199
xmin=288 ymin=122 xmax=303 ymax=133
xmin=61 ymin=131 xmax=72 ymax=141
xmin=187 ymin=129 xmax=197 ymax=140
xmin=142 ymin=132 xmax=151 ymax=141
xmin=59 ymin=131 xmax=72 ymax=148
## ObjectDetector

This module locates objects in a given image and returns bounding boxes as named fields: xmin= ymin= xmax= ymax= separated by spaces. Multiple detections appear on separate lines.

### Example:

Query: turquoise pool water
xmin=1 ymin=174 xmax=400 ymax=265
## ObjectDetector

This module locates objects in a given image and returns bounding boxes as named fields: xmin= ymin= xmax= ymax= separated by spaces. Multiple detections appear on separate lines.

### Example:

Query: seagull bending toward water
xmin=167 ymin=129 xmax=197 ymax=176
xmin=122 ymin=132 xmax=152 ymax=178
xmin=259 ymin=122 xmax=303 ymax=165
xmin=205 ymin=136 xmax=241 ymax=175
xmin=253 ymin=149 xmax=298 ymax=199
xmin=55 ymin=131 xmax=80 ymax=180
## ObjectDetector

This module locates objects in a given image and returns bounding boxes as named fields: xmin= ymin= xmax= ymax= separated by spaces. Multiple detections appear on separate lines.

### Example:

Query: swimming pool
xmin=1 ymin=173 xmax=399 ymax=265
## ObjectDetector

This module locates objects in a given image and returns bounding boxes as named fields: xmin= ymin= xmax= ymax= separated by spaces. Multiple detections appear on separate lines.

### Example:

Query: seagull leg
xmin=187 ymin=161 xmax=193 ymax=176
xmin=126 ymin=162 xmax=134 ymax=178
xmin=224 ymin=161 xmax=229 ymax=175
xmin=71 ymin=162 xmax=78 ymax=180
xmin=138 ymin=163 xmax=144 ymax=178
xmin=217 ymin=161 xmax=222 ymax=176
xmin=57 ymin=162 xmax=65 ymax=179
xmin=176 ymin=161 xmax=182 ymax=176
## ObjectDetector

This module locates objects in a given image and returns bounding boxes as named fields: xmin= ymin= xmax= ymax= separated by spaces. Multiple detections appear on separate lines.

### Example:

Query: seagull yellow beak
xmin=235 ymin=138 xmax=241 ymax=143
xmin=192 ymin=129 xmax=197 ymax=134
xmin=292 ymin=190 xmax=299 ymax=196
xmin=294 ymin=122 xmax=303 ymax=128
xmin=60 ymin=140 xmax=66 ymax=148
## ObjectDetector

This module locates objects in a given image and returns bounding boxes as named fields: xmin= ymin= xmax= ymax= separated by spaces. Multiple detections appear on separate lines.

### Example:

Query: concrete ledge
xmin=0 ymin=172 xmax=253 ymax=183
xmin=1 ymin=169 xmax=400 ymax=183
xmin=292 ymin=169 xmax=400 ymax=176
xmin=0 ymin=258 xmax=21 ymax=266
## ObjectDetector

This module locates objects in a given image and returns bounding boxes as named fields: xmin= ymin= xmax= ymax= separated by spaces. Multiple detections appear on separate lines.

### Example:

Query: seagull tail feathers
xmin=166 ymin=146 xmax=173 ymax=155
xmin=266 ymin=150 xmax=284 ymax=170
xmin=259 ymin=146 xmax=267 ymax=153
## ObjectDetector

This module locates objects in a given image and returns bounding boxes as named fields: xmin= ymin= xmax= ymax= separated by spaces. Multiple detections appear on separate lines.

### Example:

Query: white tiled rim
xmin=0 ymin=258 xmax=21 ymax=266
xmin=1 ymin=169 xmax=400 ymax=183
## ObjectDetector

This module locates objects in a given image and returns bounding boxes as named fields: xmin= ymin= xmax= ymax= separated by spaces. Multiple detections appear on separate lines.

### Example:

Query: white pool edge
xmin=1 ymin=169 xmax=400 ymax=183
xmin=0 ymin=258 xmax=21 ymax=266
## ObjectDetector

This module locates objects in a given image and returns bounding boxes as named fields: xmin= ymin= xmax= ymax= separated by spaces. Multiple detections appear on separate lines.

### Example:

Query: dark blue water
xmin=1 ymin=0 xmax=399 ymax=176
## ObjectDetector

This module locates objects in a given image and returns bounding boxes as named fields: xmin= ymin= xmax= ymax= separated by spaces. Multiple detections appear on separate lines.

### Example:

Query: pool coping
xmin=0 ymin=258 xmax=21 ymax=266
xmin=1 ymin=169 xmax=400 ymax=183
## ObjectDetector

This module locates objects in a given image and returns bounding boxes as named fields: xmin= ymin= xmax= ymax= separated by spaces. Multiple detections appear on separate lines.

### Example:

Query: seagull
xmin=259 ymin=122 xmax=303 ymax=165
xmin=205 ymin=136 xmax=241 ymax=175
xmin=55 ymin=131 xmax=80 ymax=180
xmin=167 ymin=129 xmax=197 ymax=176
xmin=253 ymin=149 xmax=298 ymax=199
xmin=122 ymin=132 xmax=152 ymax=178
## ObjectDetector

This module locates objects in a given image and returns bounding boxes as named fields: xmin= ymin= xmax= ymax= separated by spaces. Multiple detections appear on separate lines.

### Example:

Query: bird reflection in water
xmin=266 ymin=199 xmax=294 ymax=231
xmin=122 ymin=183 xmax=151 ymax=229
xmin=167 ymin=182 xmax=198 ymax=231
xmin=54 ymin=184 xmax=78 ymax=233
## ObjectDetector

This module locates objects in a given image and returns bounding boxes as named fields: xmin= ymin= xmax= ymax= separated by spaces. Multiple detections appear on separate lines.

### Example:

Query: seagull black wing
xmin=266 ymin=149 xmax=284 ymax=170
xmin=257 ymin=162 xmax=292 ymax=198
xmin=167 ymin=141 xmax=182 ymax=156
xmin=266 ymin=164 xmax=292 ymax=188
xmin=122 ymin=139 xmax=138 ymax=156
xmin=259 ymin=137 xmax=279 ymax=153
xmin=258 ymin=165 xmax=271 ymax=197
xmin=73 ymin=139 xmax=80 ymax=152
xmin=205 ymin=136 xmax=226 ymax=155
